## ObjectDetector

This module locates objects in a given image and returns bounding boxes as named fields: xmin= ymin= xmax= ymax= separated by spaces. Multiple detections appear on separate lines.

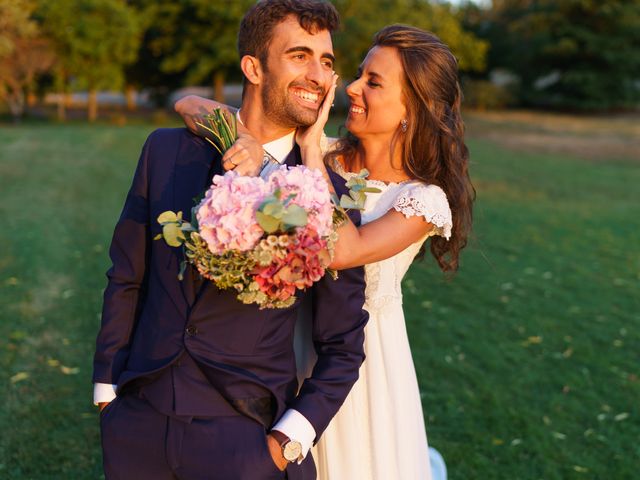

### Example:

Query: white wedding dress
xmin=295 ymin=164 xmax=453 ymax=480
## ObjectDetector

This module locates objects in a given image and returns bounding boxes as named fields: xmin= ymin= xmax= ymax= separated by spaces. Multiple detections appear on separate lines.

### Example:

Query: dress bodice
xmin=335 ymin=166 xmax=453 ymax=309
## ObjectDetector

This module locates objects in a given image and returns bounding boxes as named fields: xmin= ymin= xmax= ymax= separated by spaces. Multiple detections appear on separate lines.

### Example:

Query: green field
xmin=0 ymin=121 xmax=638 ymax=479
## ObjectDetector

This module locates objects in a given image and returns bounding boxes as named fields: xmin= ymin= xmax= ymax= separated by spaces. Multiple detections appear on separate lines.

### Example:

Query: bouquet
xmin=156 ymin=109 xmax=377 ymax=309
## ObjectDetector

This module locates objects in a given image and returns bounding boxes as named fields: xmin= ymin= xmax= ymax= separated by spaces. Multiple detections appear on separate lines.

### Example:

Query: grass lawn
xmin=0 ymin=119 xmax=638 ymax=479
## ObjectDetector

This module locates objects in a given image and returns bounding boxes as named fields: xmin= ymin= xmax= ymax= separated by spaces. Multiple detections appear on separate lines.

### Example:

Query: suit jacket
xmin=93 ymin=128 xmax=368 ymax=443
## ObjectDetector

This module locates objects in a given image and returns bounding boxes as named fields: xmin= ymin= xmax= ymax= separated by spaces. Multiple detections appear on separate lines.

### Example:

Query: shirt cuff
xmin=93 ymin=383 xmax=117 ymax=405
xmin=272 ymin=409 xmax=316 ymax=464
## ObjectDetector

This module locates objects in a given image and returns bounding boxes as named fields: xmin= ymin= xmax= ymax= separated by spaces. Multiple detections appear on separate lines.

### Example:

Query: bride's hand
xmin=296 ymin=73 xmax=338 ymax=165
xmin=222 ymin=132 xmax=264 ymax=176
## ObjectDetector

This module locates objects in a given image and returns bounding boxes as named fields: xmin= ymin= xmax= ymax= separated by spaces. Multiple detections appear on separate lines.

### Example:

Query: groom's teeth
xmin=350 ymin=105 xmax=365 ymax=114
xmin=294 ymin=90 xmax=319 ymax=103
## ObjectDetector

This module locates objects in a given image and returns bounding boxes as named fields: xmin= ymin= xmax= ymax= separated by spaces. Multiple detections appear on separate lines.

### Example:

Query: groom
xmin=92 ymin=1 xmax=367 ymax=479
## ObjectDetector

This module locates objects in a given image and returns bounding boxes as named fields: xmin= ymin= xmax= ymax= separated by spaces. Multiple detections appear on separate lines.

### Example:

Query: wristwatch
xmin=270 ymin=430 xmax=302 ymax=463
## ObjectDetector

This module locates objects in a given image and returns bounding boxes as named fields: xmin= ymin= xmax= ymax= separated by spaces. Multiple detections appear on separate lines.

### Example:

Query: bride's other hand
xmin=174 ymin=95 xmax=238 ymax=135
xmin=296 ymin=73 xmax=338 ymax=167
xmin=222 ymin=132 xmax=264 ymax=176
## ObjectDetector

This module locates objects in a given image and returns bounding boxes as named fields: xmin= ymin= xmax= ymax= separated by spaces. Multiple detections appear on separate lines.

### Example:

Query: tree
xmin=0 ymin=0 xmax=54 ymax=120
xmin=332 ymin=0 xmax=488 ymax=79
xmin=462 ymin=0 xmax=640 ymax=110
xmin=122 ymin=1 xmax=182 ymax=109
xmin=37 ymin=0 xmax=141 ymax=121
xmin=147 ymin=0 xmax=254 ymax=101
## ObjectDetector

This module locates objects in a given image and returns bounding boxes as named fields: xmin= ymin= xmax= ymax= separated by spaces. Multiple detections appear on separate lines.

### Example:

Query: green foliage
xmin=145 ymin=0 xmax=254 ymax=86
xmin=256 ymin=190 xmax=309 ymax=233
xmin=156 ymin=211 xmax=189 ymax=248
xmin=19 ymin=0 xmax=486 ymax=107
xmin=461 ymin=0 xmax=640 ymax=110
xmin=340 ymin=168 xmax=381 ymax=210
xmin=462 ymin=79 xmax=515 ymax=110
xmin=333 ymin=0 xmax=488 ymax=79
xmin=36 ymin=0 xmax=142 ymax=91
xmin=196 ymin=108 xmax=238 ymax=155
xmin=185 ymin=232 xmax=256 ymax=289
xmin=0 ymin=0 xmax=39 ymax=58
xmin=0 ymin=0 xmax=54 ymax=117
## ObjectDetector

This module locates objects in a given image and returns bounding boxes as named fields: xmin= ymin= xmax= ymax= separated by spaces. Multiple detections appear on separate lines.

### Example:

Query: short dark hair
xmin=238 ymin=0 xmax=339 ymax=64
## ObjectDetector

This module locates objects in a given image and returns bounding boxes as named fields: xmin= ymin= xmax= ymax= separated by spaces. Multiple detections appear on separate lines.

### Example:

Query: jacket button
xmin=185 ymin=325 xmax=198 ymax=336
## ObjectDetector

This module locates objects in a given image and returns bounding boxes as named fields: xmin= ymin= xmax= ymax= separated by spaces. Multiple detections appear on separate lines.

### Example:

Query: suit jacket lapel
xmin=173 ymin=133 xmax=222 ymax=307
xmin=283 ymin=144 xmax=301 ymax=167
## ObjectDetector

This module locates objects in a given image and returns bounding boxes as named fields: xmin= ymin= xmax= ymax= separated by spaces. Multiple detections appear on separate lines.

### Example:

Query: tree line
xmin=460 ymin=0 xmax=640 ymax=111
xmin=1 ymin=0 xmax=638 ymax=122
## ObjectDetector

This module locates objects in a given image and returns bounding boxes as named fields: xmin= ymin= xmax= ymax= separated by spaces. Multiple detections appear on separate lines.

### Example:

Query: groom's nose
xmin=305 ymin=59 xmax=328 ymax=89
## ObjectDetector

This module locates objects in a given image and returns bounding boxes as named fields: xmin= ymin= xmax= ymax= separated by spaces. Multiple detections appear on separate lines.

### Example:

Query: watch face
xmin=283 ymin=440 xmax=302 ymax=462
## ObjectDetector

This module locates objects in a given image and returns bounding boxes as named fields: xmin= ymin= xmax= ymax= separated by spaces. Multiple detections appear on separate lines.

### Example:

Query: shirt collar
xmin=262 ymin=131 xmax=296 ymax=164
xmin=237 ymin=110 xmax=296 ymax=164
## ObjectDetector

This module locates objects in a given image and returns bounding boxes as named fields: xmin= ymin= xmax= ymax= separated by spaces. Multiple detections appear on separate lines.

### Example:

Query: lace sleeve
xmin=393 ymin=183 xmax=453 ymax=240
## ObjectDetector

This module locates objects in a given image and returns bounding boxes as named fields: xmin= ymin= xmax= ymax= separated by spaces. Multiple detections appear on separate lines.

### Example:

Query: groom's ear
xmin=240 ymin=55 xmax=262 ymax=86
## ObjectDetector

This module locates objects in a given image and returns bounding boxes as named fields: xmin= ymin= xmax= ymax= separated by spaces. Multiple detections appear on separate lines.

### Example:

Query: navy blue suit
xmin=93 ymin=129 xmax=368 ymax=479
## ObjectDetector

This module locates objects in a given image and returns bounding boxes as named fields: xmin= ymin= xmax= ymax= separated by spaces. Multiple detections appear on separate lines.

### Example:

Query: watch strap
xmin=270 ymin=429 xmax=290 ymax=449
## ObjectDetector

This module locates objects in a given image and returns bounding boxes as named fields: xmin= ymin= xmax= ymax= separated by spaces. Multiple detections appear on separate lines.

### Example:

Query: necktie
xmin=260 ymin=150 xmax=281 ymax=179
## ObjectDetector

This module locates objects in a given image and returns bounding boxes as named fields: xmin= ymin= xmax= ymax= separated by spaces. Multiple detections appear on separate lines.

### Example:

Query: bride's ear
xmin=240 ymin=55 xmax=262 ymax=86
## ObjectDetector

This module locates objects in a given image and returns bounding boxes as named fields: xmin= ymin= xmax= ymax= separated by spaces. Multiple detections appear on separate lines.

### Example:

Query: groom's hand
xmin=98 ymin=401 xmax=110 ymax=412
xmin=266 ymin=433 xmax=288 ymax=471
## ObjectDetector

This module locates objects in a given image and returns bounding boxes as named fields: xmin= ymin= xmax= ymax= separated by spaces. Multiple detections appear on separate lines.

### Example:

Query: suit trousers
xmin=100 ymin=392 xmax=286 ymax=480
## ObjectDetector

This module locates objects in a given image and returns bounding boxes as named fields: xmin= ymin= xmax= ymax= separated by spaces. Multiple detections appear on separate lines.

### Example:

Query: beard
xmin=261 ymin=69 xmax=324 ymax=128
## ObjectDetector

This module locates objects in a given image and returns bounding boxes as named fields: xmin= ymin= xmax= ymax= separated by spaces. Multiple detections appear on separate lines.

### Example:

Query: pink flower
xmin=266 ymin=166 xmax=333 ymax=237
xmin=187 ymin=166 xmax=336 ymax=308
xmin=196 ymin=172 xmax=267 ymax=254
xmin=252 ymin=227 xmax=331 ymax=301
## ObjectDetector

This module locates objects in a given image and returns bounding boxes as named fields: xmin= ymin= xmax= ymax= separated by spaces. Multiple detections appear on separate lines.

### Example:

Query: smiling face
xmin=260 ymin=16 xmax=335 ymax=128
xmin=345 ymin=46 xmax=407 ymax=140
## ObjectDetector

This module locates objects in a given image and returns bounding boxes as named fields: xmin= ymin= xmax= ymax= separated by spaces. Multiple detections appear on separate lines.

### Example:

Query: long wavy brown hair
xmin=329 ymin=25 xmax=475 ymax=272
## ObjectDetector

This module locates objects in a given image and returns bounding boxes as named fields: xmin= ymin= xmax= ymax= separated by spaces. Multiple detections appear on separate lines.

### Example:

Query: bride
xmin=177 ymin=24 xmax=474 ymax=480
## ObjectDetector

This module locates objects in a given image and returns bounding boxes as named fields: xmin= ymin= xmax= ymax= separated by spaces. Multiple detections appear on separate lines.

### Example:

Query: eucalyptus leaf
xmin=282 ymin=193 xmax=297 ymax=206
xmin=340 ymin=195 xmax=360 ymax=210
xmin=157 ymin=211 xmax=178 ymax=224
xmin=256 ymin=211 xmax=280 ymax=233
xmin=282 ymin=206 xmax=308 ymax=227
xmin=178 ymin=260 xmax=187 ymax=281
xmin=350 ymin=191 xmax=366 ymax=205
xmin=163 ymin=223 xmax=186 ymax=247
xmin=262 ymin=202 xmax=284 ymax=218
